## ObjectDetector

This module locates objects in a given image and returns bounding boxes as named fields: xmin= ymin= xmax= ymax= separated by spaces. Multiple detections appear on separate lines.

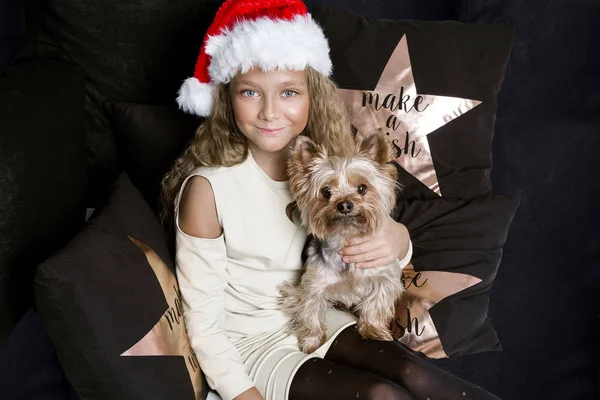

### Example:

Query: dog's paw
xmin=357 ymin=322 xmax=394 ymax=341
xmin=299 ymin=334 xmax=326 ymax=354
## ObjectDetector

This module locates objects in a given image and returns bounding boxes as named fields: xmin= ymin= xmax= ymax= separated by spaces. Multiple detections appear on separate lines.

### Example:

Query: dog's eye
xmin=321 ymin=187 xmax=332 ymax=199
xmin=357 ymin=184 xmax=368 ymax=195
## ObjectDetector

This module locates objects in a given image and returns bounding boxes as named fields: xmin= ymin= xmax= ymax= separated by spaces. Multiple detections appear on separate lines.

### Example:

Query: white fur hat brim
xmin=206 ymin=14 xmax=332 ymax=83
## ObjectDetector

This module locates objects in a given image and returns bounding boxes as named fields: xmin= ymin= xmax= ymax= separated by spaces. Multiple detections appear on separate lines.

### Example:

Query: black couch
xmin=1 ymin=1 xmax=599 ymax=399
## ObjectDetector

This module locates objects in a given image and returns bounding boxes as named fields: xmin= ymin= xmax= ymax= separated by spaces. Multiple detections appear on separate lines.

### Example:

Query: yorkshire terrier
xmin=279 ymin=132 xmax=405 ymax=354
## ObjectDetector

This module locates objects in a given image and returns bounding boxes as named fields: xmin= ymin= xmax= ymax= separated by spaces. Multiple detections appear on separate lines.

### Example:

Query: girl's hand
xmin=339 ymin=215 xmax=411 ymax=269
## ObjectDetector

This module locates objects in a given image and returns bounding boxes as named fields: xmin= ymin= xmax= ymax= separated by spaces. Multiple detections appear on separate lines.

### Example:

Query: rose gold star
xmin=391 ymin=263 xmax=482 ymax=358
xmin=338 ymin=35 xmax=482 ymax=196
xmin=121 ymin=236 xmax=203 ymax=399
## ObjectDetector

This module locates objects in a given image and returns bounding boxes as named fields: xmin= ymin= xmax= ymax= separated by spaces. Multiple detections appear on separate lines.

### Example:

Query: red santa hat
xmin=177 ymin=0 xmax=332 ymax=117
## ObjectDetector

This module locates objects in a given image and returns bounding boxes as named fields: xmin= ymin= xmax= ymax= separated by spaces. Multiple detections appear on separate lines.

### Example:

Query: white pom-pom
xmin=177 ymin=77 xmax=215 ymax=117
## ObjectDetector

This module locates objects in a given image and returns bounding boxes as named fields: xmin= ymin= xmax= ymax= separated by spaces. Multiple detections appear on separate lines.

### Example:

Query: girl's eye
xmin=321 ymin=187 xmax=332 ymax=199
xmin=242 ymin=90 xmax=259 ymax=98
xmin=282 ymin=90 xmax=297 ymax=97
xmin=357 ymin=184 xmax=367 ymax=195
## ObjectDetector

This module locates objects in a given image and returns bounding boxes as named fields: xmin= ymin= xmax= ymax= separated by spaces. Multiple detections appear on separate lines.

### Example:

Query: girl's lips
xmin=256 ymin=127 xmax=285 ymax=136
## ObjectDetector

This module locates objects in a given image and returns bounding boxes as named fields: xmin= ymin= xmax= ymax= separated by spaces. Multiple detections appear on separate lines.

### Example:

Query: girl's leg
xmin=325 ymin=325 xmax=500 ymax=400
xmin=288 ymin=357 xmax=416 ymax=400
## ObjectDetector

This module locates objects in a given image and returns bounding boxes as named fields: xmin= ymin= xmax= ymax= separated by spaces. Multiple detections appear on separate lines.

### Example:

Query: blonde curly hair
xmin=160 ymin=67 xmax=354 ymax=234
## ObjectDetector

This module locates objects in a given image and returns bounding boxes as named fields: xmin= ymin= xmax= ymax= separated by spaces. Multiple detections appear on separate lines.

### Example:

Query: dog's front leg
xmin=294 ymin=287 xmax=330 ymax=354
xmin=355 ymin=285 xmax=397 ymax=341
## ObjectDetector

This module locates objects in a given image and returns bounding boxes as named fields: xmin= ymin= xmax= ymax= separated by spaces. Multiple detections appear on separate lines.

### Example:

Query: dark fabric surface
xmin=305 ymin=0 xmax=460 ymax=20
xmin=35 ymin=174 xmax=202 ymax=400
xmin=0 ymin=0 xmax=25 ymax=72
xmin=428 ymin=1 xmax=600 ymax=400
xmin=0 ymin=309 xmax=79 ymax=400
xmin=109 ymin=103 xmax=201 ymax=213
xmin=21 ymin=0 xmax=205 ymax=205
xmin=0 ymin=51 xmax=87 ymax=343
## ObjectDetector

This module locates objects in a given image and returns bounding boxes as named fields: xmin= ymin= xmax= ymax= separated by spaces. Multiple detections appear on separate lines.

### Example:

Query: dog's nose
xmin=337 ymin=201 xmax=354 ymax=214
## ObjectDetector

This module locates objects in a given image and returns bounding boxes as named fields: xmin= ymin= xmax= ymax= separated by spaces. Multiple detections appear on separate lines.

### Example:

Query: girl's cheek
xmin=289 ymin=99 xmax=310 ymax=117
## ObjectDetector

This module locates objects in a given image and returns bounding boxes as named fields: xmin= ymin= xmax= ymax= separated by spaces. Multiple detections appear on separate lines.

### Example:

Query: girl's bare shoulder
xmin=179 ymin=175 xmax=222 ymax=239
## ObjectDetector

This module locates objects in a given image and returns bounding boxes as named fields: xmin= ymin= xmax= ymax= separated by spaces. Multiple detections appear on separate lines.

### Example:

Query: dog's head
xmin=288 ymin=131 xmax=399 ymax=240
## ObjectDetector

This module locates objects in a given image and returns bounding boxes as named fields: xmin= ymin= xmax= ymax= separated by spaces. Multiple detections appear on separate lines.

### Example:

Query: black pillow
xmin=110 ymin=103 xmax=201 ymax=213
xmin=392 ymin=195 xmax=521 ymax=358
xmin=35 ymin=174 xmax=205 ymax=400
xmin=0 ymin=51 xmax=87 ymax=342
xmin=312 ymin=6 xmax=514 ymax=199
xmin=23 ymin=0 xmax=211 ymax=201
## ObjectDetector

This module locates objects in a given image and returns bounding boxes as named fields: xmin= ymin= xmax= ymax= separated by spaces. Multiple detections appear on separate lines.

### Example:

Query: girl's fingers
xmin=339 ymin=237 xmax=383 ymax=256
xmin=342 ymin=247 xmax=388 ymax=264
xmin=356 ymin=256 xmax=394 ymax=269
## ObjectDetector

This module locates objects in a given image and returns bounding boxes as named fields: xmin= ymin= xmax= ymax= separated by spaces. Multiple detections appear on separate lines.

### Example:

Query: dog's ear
xmin=288 ymin=135 xmax=320 ymax=180
xmin=288 ymin=136 xmax=323 ymax=203
xmin=355 ymin=129 xmax=394 ymax=165
xmin=289 ymin=135 xmax=325 ymax=172
xmin=294 ymin=135 xmax=321 ymax=162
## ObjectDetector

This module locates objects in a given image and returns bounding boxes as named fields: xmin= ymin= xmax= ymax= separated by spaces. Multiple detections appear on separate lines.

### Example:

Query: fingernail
xmin=343 ymin=257 xmax=350 ymax=263
xmin=337 ymin=250 xmax=343 ymax=255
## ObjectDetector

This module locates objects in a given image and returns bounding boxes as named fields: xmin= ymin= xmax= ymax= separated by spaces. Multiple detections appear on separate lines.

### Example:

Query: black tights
xmin=289 ymin=325 xmax=500 ymax=400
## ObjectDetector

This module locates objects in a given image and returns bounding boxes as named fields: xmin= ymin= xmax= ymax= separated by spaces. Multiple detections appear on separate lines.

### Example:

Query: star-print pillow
xmin=312 ymin=6 xmax=514 ymax=199
xmin=34 ymin=174 xmax=205 ymax=400
xmin=393 ymin=195 xmax=521 ymax=358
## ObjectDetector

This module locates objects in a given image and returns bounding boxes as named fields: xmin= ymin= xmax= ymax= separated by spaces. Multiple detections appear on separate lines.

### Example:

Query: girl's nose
xmin=259 ymin=96 xmax=280 ymax=121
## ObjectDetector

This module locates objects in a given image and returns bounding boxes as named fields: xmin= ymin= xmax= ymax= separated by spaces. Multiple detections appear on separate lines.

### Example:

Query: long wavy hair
xmin=160 ymin=67 xmax=354 ymax=235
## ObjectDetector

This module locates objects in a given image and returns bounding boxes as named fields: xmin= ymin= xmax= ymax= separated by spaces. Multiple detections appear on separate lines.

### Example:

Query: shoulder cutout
xmin=178 ymin=176 xmax=222 ymax=239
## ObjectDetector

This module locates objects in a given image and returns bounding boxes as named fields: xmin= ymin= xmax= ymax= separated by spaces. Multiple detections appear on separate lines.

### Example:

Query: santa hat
xmin=177 ymin=0 xmax=332 ymax=117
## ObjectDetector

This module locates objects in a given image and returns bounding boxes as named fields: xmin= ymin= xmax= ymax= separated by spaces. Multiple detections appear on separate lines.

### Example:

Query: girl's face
xmin=230 ymin=68 xmax=310 ymax=157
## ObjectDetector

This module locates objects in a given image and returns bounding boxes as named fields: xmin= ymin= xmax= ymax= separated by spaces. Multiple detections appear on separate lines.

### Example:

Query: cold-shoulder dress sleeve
xmin=175 ymin=174 xmax=254 ymax=400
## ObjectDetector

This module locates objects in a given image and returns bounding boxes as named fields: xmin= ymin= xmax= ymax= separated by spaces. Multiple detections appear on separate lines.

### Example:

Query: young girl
xmin=161 ymin=1 xmax=500 ymax=399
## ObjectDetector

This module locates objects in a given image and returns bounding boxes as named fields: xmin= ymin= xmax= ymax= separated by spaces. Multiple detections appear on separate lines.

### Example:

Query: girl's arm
xmin=177 ymin=176 xmax=261 ymax=400
xmin=233 ymin=387 xmax=264 ymax=400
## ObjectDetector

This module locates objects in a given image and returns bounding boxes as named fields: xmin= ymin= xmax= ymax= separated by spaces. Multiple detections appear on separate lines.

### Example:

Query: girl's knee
xmin=364 ymin=379 xmax=414 ymax=400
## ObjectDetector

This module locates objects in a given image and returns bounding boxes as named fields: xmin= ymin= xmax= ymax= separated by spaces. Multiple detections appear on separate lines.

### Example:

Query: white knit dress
xmin=174 ymin=152 xmax=358 ymax=400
